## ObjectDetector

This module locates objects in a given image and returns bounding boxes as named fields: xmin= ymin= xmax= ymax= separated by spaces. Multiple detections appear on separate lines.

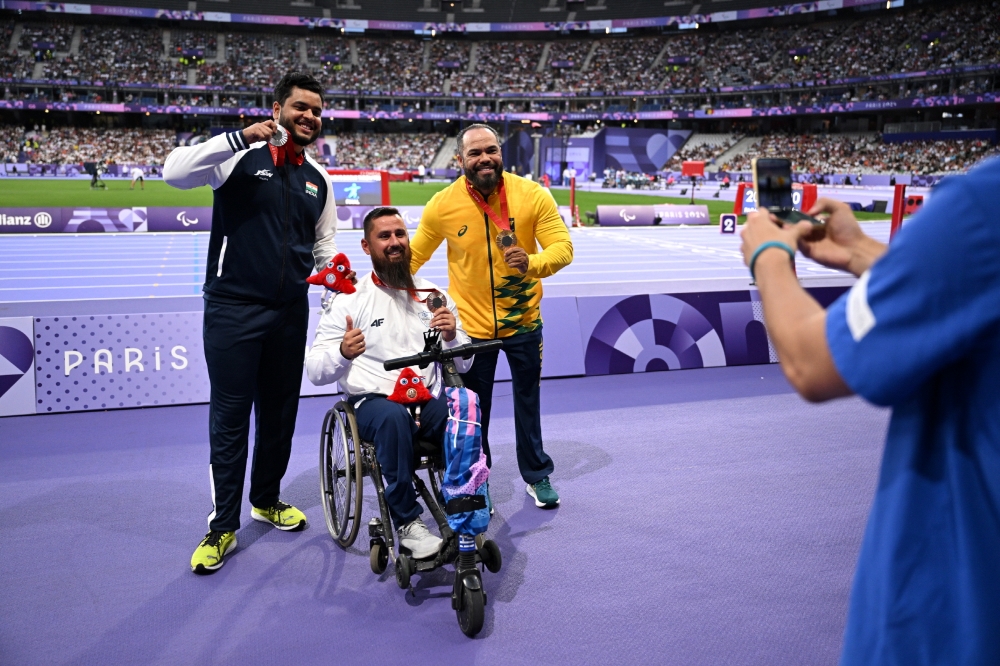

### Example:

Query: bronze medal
xmin=496 ymin=229 xmax=518 ymax=250
xmin=406 ymin=388 xmax=417 ymax=400
xmin=425 ymin=290 xmax=447 ymax=312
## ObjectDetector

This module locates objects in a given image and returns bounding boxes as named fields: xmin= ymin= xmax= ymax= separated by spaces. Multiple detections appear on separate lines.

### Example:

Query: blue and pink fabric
xmin=441 ymin=386 xmax=491 ymax=536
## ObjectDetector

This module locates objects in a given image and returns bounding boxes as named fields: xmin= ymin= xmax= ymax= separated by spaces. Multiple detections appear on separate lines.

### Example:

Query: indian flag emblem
xmin=305 ymin=182 xmax=318 ymax=197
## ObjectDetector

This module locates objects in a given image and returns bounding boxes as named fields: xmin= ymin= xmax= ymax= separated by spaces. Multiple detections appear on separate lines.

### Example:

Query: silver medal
xmin=269 ymin=125 xmax=288 ymax=147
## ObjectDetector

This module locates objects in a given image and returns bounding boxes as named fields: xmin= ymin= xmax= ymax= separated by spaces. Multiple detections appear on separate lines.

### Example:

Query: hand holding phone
xmin=752 ymin=157 xmax=825 ymax=227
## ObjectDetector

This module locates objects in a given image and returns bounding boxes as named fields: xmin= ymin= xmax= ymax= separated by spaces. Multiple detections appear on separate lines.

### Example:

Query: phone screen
xmin=754 ymin=158 xmax=794 ymax=211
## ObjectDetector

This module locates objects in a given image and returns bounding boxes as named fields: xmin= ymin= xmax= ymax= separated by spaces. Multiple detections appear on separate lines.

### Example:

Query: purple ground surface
xmin=0 ymin=365 xmax=889 ymax=665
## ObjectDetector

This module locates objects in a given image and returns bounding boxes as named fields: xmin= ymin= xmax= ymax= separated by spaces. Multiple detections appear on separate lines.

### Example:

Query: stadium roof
xmin=21 ymin=0 xmax=928 ymax=24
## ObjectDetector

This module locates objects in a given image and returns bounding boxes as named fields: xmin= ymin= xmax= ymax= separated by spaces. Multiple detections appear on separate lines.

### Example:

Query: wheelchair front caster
xmin=370 ymin=539 xmax=388 ymax=575
xmin=456 ymin=584 xmax=485 ymax=638
xmin=478 ymin=539 xmax=502 ymax=574
xmin=395 ymin=555 xmax=412 ymax=590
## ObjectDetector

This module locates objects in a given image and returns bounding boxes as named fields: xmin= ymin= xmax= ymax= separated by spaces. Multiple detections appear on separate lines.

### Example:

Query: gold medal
xmin=425 ymin=290 xmax=447 ymax=312
xmin=496 ymin=229 xmax=518 ymax=251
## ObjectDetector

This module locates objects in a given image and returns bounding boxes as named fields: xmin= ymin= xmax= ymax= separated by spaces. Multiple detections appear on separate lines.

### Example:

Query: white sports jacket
xmin=306 ymin=273 xmax=472 ymax=397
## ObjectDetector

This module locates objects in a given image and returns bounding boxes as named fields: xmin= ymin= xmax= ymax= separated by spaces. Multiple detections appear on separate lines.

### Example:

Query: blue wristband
xmin=749 ymin=241 xmax=796 ymax=280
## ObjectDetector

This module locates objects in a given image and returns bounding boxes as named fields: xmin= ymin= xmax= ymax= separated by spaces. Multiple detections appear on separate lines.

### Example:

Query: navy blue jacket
xmin=164 ymin=129 xmax=338 ymax=305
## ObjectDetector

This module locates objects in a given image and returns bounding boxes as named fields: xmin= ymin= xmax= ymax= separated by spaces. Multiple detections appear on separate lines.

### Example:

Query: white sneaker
xmin=397 ymin=517 xmax=442 ymax=560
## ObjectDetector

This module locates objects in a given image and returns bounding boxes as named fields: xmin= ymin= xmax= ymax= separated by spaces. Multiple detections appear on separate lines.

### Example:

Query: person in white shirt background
xmin=306 ymin=206 xmax=471 ymax=559
xmin=129 ymin=166 xmax=145 ymax=190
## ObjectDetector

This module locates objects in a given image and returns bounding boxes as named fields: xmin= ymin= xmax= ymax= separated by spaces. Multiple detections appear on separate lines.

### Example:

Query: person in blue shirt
xmin=739 ymin=156 xmax=1000 ymax=666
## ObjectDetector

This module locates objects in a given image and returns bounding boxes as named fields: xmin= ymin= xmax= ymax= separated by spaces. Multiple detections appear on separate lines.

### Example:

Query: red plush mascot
xmin=387 ymin=368 xmax=432 ymax=405
xmin=306 ymin=252 xmax=355 ymax=294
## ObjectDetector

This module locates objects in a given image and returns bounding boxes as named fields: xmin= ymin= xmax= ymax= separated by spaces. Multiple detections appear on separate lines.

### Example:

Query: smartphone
xmin=751 ymin=158 xmax=825 ymax=226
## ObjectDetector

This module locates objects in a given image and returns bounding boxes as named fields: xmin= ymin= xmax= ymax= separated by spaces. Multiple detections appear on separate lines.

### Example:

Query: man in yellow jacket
xmin=411 ymin=124 xmax=574 ymax=509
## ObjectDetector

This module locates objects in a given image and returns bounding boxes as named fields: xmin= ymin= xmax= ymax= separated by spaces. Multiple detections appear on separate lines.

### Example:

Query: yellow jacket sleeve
xmin=526 ymin=186 xmax=574 ymax=279
xmin=410 ymin=196 xmax=443 ymax=275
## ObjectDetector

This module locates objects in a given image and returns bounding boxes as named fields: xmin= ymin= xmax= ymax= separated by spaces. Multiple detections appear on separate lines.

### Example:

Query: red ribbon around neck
xmin=269 ymin=142 xmax=304 ymax=167
xmin=465 ymin=174 xmax=511 ymax=231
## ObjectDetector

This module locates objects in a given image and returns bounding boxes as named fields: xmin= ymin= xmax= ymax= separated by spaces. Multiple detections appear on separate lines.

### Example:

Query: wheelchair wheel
xmin=319 ymin=403 xmax=363 ymax=548
xmin=370 ymin=539 xmax=388 ymax=574
xmin=478 ymin=539 xmax=502 ymax=574
xmin=395 ymin=555 xmax=412 ymax=590
xmin=457 ymin=586 xmax=485 ymax=638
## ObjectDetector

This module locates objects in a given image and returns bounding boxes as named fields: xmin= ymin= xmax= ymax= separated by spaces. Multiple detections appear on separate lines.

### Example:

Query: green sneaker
xmin=526 ymin=477 xmax=560 ymax=509
xmin=251 ymin=501 xmax=307 ymax=531
xmin=191 ymin=530 xmax=237 ymax=575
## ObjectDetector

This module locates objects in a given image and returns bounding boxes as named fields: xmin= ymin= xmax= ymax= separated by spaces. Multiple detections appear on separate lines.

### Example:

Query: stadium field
xmin=0 ymin=179 xmax=887 ymax=222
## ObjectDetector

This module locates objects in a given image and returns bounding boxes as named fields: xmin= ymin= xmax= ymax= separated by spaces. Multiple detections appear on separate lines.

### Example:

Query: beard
xmin=371 ymin=244 xmax=415 ymax=292
xmin=277 ymin=112 xmax=319 ymax=147
xmin=465 ymin=159 xmax=503 ymax=193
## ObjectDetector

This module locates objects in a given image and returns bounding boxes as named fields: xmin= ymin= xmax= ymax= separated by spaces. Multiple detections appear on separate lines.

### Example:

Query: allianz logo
xmin=0 ymin=212 xmax=52 ymax=228
xmin=62 ymin=345 xmax=189 ymax=376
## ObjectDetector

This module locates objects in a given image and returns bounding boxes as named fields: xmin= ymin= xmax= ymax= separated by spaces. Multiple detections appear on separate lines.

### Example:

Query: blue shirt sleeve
xmin=826 ymin=158 xmax=1000 ymax=407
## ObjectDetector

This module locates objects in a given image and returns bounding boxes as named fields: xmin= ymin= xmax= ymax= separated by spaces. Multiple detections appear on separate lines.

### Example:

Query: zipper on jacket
xmin=483 ymin=212 xmax=499 ymax=338
xmin=276 ymin=167 xmax=290 ymax=300
xmin=216 ymin=236 xmax=228 ymax=277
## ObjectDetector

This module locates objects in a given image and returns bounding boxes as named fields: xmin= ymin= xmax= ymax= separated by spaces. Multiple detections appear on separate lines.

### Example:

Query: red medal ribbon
xmin=268 ymin=142 xmax=305 ymax=168
xmin=371 ymin=273 xmax=441 ymax=303
xmin=465 ymin=174 xmax=511 ymax=231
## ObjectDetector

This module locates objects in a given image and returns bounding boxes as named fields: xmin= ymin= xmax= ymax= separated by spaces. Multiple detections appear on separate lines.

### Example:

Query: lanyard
xmin=465 ymin=175 xmax=512 ymax=231
xmin=268 ymin=142 xmax=304 ymax=167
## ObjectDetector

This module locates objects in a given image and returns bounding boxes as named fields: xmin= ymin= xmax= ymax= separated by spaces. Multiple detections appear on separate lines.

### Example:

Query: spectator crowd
xmin=2 ymin=3 xmax=998 ymax=96
xmin=331 ymin=132 xmax=445 ymax=171
xmin=723 ymin=133 xmax=1000 ymax=175
xmin=2 ymin=125 xmax=177 ymax=165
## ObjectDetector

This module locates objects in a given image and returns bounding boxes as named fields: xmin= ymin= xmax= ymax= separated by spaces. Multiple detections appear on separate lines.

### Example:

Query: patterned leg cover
xmin=441 ymin=386 xmax=491 ymax=536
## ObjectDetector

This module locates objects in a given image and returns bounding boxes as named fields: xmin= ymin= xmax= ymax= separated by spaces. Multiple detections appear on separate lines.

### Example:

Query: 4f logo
xmin=370 ymin=318 xmax=384 ymax=328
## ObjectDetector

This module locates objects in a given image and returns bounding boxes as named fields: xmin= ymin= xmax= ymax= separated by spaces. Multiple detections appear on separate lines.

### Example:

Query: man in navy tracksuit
xmin=164 ymin=73 xmax=341 ymax=574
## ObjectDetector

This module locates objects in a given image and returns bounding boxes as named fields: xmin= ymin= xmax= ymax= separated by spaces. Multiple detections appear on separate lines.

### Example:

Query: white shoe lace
xmin=399 ymin=519 xmax=431 ymax=540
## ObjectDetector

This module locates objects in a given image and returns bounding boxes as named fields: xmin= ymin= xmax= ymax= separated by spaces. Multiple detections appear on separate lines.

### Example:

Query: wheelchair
xmin=319 ymin=334 xmax=504 ymax=637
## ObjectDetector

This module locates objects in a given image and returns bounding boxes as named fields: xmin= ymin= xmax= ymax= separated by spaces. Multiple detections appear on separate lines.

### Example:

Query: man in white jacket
xmin=307 ymin=207 xmax=472 ymax=559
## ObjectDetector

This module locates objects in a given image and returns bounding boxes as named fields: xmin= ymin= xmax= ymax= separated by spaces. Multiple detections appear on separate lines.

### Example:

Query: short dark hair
xmin=273 ymin=72 xmax=325 ymax=106
xmin=456 ymin=123 xmax=501 ymax=156
xmin=363 ymin=206 xmax=402 ymax=239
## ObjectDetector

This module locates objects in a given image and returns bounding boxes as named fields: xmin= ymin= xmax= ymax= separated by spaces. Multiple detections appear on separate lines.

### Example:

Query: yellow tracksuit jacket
xmin=410 ymin=173 xmax=574 ymax=340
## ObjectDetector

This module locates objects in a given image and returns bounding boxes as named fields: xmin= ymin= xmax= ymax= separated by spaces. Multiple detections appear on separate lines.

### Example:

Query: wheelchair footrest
xmin=445 ymin=494 xmax=487 ymax=515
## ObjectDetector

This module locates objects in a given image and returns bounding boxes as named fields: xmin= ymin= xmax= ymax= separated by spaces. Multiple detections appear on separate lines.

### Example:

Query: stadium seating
xmin=2 ymin=3 xmax=997 ymax=99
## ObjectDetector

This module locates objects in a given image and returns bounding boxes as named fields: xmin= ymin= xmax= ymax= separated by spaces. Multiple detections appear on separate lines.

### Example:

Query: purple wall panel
xmin=33 ymin=313 xmax=209 ymax=413
xmin=576 ymin=288 xmax=849 ymax=376
xmin=0 ymin=207 xmax=213 ymax=234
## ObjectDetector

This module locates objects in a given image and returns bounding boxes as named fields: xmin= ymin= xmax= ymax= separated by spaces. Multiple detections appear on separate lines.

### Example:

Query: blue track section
xmin=0 ymin=224 xmax=890 ymax=303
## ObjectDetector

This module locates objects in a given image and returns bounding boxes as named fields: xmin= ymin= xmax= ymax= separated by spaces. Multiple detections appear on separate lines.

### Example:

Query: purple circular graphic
xmin=0 ymin=326 xmax=33 ymax=400
xmin=585 ymin=294 xmax=725 ymax=375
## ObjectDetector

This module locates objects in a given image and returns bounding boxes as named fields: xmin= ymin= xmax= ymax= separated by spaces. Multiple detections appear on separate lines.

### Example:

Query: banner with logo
xmin=0 ymin=207 xmax=213 ymax=233
xmin=0 ymin=317 xmax=37 ymax=417
xmin=596 ymin=205 xmax=709 ymax=226
xmin=29 ymin=310 xmax=337 ymax=414
xmin=576 ymin=288 xmax=848 ymax=376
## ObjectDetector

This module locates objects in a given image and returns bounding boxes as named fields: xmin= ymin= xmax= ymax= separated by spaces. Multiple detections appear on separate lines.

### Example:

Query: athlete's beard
xmin=277 ymin=111 xmax=319 ymax=147
xmin=371 ymin=244 xmax=415 ymax=292
xmin=465 ymin=159 xmax=503 ymax=194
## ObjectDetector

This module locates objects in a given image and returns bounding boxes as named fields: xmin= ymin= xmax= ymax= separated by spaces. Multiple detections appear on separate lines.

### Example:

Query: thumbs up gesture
xmin=340 ymin=315 xmax=366 ymax=360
